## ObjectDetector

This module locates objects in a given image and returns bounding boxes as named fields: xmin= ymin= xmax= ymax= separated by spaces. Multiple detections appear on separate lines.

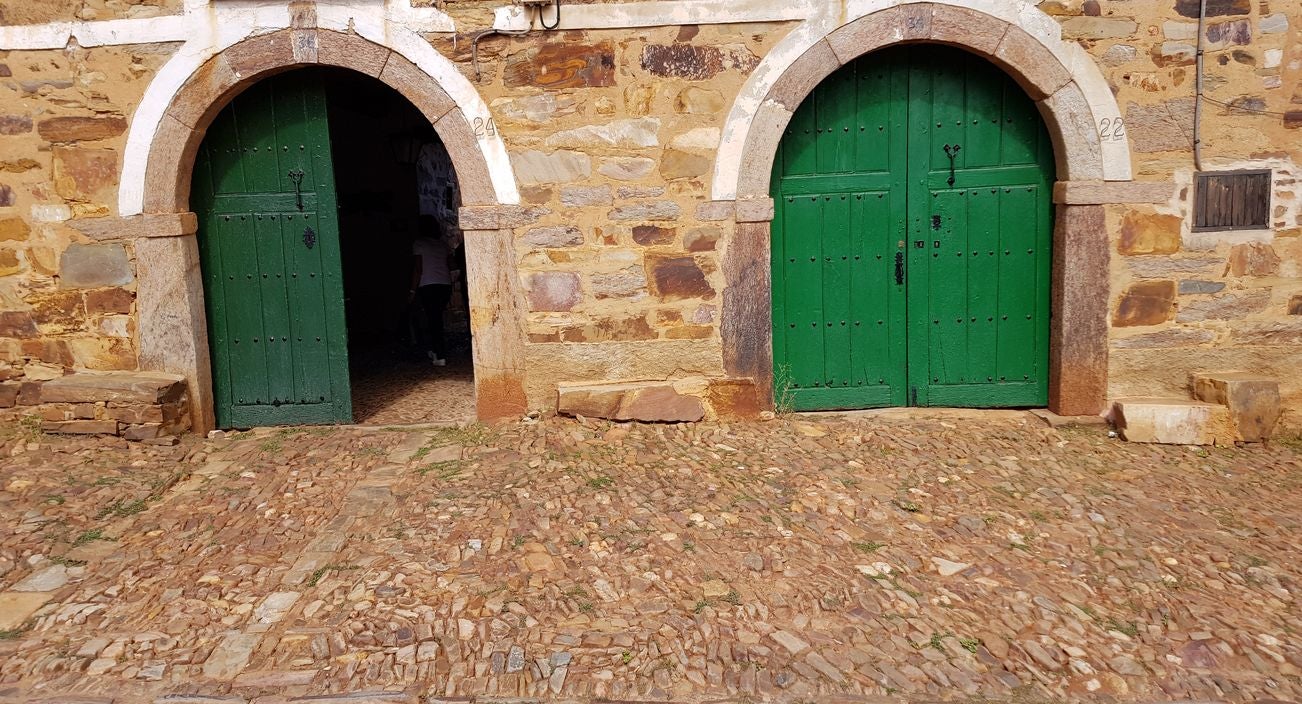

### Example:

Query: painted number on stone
xmin=473 ymin=117 xmax=497 ymax=140
xmin=1097 ymin=117 xmax=1125 ymax=142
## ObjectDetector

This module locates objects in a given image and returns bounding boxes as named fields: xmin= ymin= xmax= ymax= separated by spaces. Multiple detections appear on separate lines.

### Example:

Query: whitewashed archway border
xmin=116 ymin=2 xmax=518 ymax=216
xmin=711 ymin=0 xmax=1132 ymax=201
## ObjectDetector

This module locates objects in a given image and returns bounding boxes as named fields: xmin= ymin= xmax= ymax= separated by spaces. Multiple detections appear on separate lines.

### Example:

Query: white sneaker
xmin=431 ymin=356 xmax=447 ymax=367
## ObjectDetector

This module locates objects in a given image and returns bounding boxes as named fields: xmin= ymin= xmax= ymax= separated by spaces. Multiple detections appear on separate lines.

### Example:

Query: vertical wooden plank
xmin=963 ymin=62 xmax=1003 ymax=168
xmin=785 ymin=89 xmax=819 ymax=176
xmin=784 ymin=195 xmax=826 ymax=391
xmin=218 ymin=213 xmax=269 ymax=407
xmin=995 ymin=186 xmax=1038 ymax=385
xmin=999 ymin=81 xmax=1038 ymax=165
xmin=233 ymin=81 xmax=281 ymax=193
xmin=821 ymin=194 xmax=853 ymax=388
xmin=255 ymin=212 xmax=294 ymax=405
xmin=965 ymin=187 xmax=1000 ymax=386
xmin=284 ymin=209 xmax=331 ymax=405
xmin=930 ymin=189 xmax=968 ymax=385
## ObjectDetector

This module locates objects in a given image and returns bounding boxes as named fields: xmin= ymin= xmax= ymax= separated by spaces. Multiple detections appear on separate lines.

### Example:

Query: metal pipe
xmin=1193 ymin=0 xmax=1207 ymax=171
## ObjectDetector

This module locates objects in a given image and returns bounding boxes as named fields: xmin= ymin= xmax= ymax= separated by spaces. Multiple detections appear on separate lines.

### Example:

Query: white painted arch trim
xmin=711 ymin=0 xmax=1133 ymax=201
xmin=116 ymin=2 xmax=518 ymax=216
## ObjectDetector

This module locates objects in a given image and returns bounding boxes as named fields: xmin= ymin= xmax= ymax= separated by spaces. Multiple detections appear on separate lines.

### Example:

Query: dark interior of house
xmin=322 ymin=68 xmax=474 ymax=424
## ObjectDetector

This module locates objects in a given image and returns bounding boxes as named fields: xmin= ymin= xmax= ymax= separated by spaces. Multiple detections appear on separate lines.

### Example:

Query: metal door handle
xmin=894 ymin=251 xmax=904 ymax=285
xmin=943 ymin=144 xmax=961 ymax=187
xmin=288 ymin=169 xmax=305 ymax=211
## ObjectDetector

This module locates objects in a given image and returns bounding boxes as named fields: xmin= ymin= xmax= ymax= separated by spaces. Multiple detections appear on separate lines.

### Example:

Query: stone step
xmin=1190 ymin=372 xmax=1281 ymax=443
xmin=1112 ymin=398 xmax=1235 ymax=446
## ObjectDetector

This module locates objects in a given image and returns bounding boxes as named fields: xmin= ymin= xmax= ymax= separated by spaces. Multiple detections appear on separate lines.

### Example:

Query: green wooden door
xmin=771 ymin=46 xmax=1053 ymax=411
xmin=192 ymin=73 xmax=352 ymax=429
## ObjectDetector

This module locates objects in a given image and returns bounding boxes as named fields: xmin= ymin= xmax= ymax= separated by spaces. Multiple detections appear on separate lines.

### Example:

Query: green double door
xmin=771 ymin=46 xmax=1054 ymax=411
xmin=192 ymin=73 xmax=352 ymax=429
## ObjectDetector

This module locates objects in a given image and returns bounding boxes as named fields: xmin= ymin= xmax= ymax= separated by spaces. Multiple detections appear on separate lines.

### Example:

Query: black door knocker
xmin=943 ymin=144 xmax=961 ymax=187
xmin=288 ymin=168 xmax=305 ymax=211
xmin=303 ymin=226 xmax=316 ymax=250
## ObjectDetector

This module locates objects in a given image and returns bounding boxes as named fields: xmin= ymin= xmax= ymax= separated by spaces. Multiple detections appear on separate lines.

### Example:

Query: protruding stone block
xmin=557 ymin=381 xmax=706 ymax=423
xmin=1190 ymin=372 xmax=1281 ymax=442
xmin=40 ymin=372 xmax=186 ymax=404
xmin=1113 ymin=398 xmax=1235 ymax=446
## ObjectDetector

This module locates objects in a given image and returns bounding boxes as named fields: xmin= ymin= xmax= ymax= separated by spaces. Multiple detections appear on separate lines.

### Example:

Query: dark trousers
xmin=417 ymin=284 xmax=453 ymax=358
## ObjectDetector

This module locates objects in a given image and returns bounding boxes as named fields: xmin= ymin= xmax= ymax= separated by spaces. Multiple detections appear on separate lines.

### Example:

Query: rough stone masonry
xmin=0 ymin=0 xmax=1299 ymax=430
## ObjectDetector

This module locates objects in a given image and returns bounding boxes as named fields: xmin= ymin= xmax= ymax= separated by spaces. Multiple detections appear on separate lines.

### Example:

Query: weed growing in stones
xmin=852 ymin=541 xmax=884 ymax=553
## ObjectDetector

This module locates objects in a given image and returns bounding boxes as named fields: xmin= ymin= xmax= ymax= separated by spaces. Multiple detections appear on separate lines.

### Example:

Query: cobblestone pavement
xmin=0 ymin=411 xmax=1299 ymax=704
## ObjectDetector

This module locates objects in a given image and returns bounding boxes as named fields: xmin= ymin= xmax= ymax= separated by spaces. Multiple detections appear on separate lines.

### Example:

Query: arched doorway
xmin=191 ymin=67 xmax=473 ymax=428
xmin=770 ymin=45 xmax=1054 ymax=411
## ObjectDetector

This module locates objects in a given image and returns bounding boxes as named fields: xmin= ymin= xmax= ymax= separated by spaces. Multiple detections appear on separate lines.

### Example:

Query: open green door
xmin=771 ymin=46 xmax=1054 ymax=411
xmin=192 ymin=72 xmax=352 ymax=429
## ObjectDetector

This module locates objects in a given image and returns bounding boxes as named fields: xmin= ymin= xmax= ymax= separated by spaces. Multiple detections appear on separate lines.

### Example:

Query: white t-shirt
xmin=412 ymin=236 xmax=451 ymax=287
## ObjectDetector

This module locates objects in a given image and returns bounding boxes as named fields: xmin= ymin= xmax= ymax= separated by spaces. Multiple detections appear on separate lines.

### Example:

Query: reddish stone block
xmin=505 ymin=42 xmax=615 ymax=89
xmin=1112 ymin=280 xmax=1176 ymax=327
xmin=1225 ymin=243 xmax=1280 ymax=277
xmin=53 ymin=147 xmax=118 ymax=204
xmin=37 ymin=116 xmax=127 ymax=143
xmin=1191 ymin=372 xmax=1281 ymax=442
xmin=17 ymin=382 xmax=43 ymax=406
xmin=0 ymin=382 xmax=17 ymax=408
xmin=632 ymin=225 xmax=676 ymax=246
xmin=1118 ymin=211 xmax=1181 ymax=255
xmin=84 ymin=287 xmax=135 ymax=315
xmin=708 ymin=379 xmax=763 ymax=420
xmin=0 ymin=311 xmax=39 ymax=338
xmin=647 ymin=255 xmax=715 ymax=301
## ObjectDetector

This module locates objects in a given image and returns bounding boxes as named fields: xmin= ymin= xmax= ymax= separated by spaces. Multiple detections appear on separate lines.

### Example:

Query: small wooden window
xmin=1193 ymin=170 xmax=1271 ymax=231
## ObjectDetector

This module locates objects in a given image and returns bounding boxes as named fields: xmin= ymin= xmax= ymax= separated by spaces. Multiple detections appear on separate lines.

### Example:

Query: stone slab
xmin=1113 ymin=398 xmax=1236 ymax=446
xmin=0 ymin=591 xmax=52 ymax=630
xmin=1190 ymin=372 xmax=1281 ymax=442
xmin=40 ymin=372 xmax=186 ymax=404
xmin=1053 ymin=181 xmax=1175 ymax=204
xmin=69 ymin=213 xmax=198 ymax=241
xmin=41 ymin=420 xmax=121 ymax=435
xmin=557 ymin=381 xmax=706 ymax=423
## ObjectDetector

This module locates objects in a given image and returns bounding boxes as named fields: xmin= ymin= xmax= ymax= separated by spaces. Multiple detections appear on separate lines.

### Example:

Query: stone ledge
xmin=41 ymin=372 xmax=186 ymax=404
xmin=557 ymin=380 xmax=706 ymax=423
xmin=1112 ymin=397 xmax=1235 ymax=446
xmin=69 ymin=212 xmax=198 ymax=241
xmin=1053 ymin=181 xmax=1175 ymax=205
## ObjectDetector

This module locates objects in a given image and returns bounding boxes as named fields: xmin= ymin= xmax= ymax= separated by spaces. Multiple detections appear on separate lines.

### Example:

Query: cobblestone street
xmin=0 ymin=412 xmax=1298 ymax=704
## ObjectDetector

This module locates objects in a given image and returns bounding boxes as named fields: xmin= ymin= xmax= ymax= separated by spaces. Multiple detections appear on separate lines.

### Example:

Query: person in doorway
xmin=410 ymin=216 xmax=454 ymax=367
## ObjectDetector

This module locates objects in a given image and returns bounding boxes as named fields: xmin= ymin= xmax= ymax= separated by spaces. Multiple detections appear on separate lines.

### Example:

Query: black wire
xmin=538 ymin=0 xmax=561 ymax=30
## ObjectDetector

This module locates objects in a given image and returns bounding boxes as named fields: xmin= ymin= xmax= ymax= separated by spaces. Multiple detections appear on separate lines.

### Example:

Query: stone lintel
xmin=1054 ymin=181 xmax=1175 ymax=205
xmin=697 ymin=200 xmax=736 ymax=222
xmin=69 ymin=213 xmax=198 ymax=241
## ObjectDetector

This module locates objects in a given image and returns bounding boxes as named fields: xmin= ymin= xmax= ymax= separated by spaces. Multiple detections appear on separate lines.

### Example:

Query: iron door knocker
xmin=288 ymin=168 xmax=305 ymax=211
xmin=943 ymin=144 xmax=961 ymax=187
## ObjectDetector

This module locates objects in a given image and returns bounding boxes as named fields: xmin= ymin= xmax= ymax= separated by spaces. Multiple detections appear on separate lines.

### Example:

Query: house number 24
xmin=1097 ymin=117 xmax=1125 ymax=142
xmin=472 ymin=117 xmax=497 ymax=139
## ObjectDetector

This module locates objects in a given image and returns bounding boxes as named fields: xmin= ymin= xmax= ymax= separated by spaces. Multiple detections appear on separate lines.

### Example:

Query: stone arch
xmin=718 ymin=2 xmax=1124 ymax=417
xmin=130 ymin=28 xmax=528 ymax=431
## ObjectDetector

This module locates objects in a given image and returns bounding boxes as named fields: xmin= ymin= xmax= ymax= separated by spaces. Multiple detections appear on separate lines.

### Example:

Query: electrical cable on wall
xmin=471 ymin=0 xmax=564 ymax=81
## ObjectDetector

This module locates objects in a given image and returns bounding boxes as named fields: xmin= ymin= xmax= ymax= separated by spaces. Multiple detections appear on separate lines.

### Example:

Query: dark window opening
xmin=1193 ymin=170 xmax=1271 ymax=232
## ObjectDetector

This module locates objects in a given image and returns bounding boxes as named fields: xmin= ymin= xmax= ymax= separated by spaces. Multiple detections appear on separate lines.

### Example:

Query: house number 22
xmin=1097 ymin=117 xmax=1125 ymax=142
xmin=473 ymin=117 xmax=497 ymax=139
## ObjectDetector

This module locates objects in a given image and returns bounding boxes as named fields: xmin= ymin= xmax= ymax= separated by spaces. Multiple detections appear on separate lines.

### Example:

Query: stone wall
xmin=0 ymin=41 xmax=176 ymax=397
xmin=1059 ymin=1 xmax=1302 ymax=421
xmin=0 ymin=0 xmax=1300 ymax=426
